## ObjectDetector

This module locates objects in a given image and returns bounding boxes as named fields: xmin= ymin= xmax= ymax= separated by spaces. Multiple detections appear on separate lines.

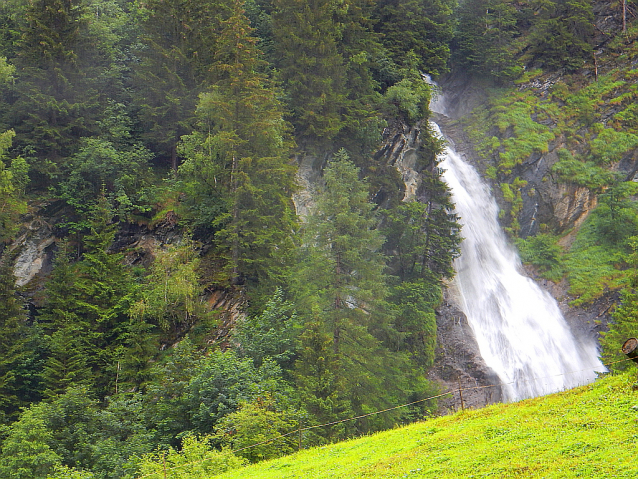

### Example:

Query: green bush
xmin=136 ymin=435 xmax=246 ymax=479
xmin=564 ymin=192 xmax=638 ymax=305
xmin=515 ymin=233 xmax=564 ymax=281
xmin=383 ymin=78 xmax=430 ymax=124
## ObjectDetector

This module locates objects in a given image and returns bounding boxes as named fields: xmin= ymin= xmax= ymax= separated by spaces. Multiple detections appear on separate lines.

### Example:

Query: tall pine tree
xmin=453 ymin=0 xmax=521 ymax=81
xmin=293 ymin=150 xmax=418 ymax=436
xmin=373 ymin=0 xmax=455 ymax=76
xmin=133 ymin=0 xmax=229 ymax=170
xmin=40 ymin=198 xmax=136 ymax=398
xmin=0 ymin=251 xmax=30 ymax=422
xmin=11 ymin=0 xmax=100 ymax=181
xmin=179 ymin=0 xmax=297 ymax=296
xmin=272 ymin=0 xmax=348 ymax=145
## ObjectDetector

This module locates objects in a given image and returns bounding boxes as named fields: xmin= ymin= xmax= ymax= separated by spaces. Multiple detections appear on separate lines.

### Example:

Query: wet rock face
xmin=375 ymin=120 xmax=426 ymax=202
xmin=13 ymin=218 xmax=56 ymax=288
xmin=435 ymin=72 xmax=603 ymax=237
xmin=514 ymin=142 xmax=598 ymax=238
xmin=430 ymin=287 xmax=503 ymax=414
xmin=293 ymin=119 xmax=427 ymax=218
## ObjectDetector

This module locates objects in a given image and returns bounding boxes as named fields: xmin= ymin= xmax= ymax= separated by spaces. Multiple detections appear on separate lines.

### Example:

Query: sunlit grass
xmin=212 ymin=371 xmax=638 ymax=478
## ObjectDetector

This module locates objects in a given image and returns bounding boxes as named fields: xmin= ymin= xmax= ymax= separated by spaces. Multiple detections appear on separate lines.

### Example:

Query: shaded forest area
xmin=0 ymin=0 xmax=631 ymax=477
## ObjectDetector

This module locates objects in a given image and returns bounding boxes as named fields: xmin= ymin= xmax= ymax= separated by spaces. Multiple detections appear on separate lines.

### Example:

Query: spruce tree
xmin=453 ymin=0 xmax=521 ymax=81
xmin=334 ymin=0 xmax=386 ymax=156
xmin=0 ymin=251 xmax=29 ymax=421
xmin=272 ymin=0 xmax=348 ymax=145
xmin=373 ymin=0 xmax=455 ymax=75
xmin=133 ymin=0 xmax=228 ymax=170
xmin=39 ymin=242 xmax=93 ymax=398
xmin=40 ymin=199 xmax=136 ymax=398
xmin=179 ymin=0 xmax=296 ymax=295
xmin=11 ymin=0 xmax=99 ymax=180
xmin=76 ymin=197 xmax=136 ymax=395
xmin=293 ymin=319 xmax=352 ymax=442
xmin=525 ymin=0 xmax=594 ymax=70
xmin=293 ymin=150 xmax=416 ymax=435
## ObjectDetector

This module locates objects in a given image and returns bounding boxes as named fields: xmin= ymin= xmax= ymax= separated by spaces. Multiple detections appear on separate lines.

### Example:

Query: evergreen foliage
xmin=0 ymin=0 xmax=27 ymax=60
xmin=383 ymin=67 xmax=431 ymax=125
xmin=373 ymin=0 xmax=455 ymax=76
xmin=39 ymin=199 xmax=136 ymax=398
xmin=0 ymin=250 xmax=31 ymax=422
xmin=272 ymin=0 xmax=348 ymax=144
xmin=132 ymin=0 xmax=228 ymax=169
xmin=453 ymin=0 xmax=522 ymax=81
xmin=10 ymin=0 xmax=101 ymax=180
xmin=130 ymin=239 xmax=208 ymax=338
xmin=179 ymin=0 xmax=297 ymax=293
xmin=524 ymin=0 xmax=594 ymax=71
xmin=292 ymin=150 xmax=431 ymax=438
xmin=0 ymin=387 xmax=154 ymax=479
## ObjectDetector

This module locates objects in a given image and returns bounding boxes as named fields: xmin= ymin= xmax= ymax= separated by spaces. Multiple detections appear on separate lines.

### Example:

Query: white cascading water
xmin=430 ymin=89 xmax=605 ymax=401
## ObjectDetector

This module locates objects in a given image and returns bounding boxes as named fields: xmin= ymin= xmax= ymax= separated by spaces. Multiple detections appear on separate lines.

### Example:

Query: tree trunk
xmin=622 ymin=337 xmax=638 ymax=364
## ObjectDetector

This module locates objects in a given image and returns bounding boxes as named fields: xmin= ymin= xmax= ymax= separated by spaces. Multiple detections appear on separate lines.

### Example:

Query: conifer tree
xmin=0 ymin=251 xmax=29 ymax=421
xmin=293 ymin=150 xmax=417 ymax=435
xmin=295 ymin=150 xmax=386 ymax=354
xmin=525 ymin=0 xmax=594 ymax=70
xmin=373 ymin=0 xmax=455 ymax=75
xmin=39 ymin=242 xmax=93 ymax=398
xmin=133 ymin=0 xmax=228 ymax=170
xmin=293 ymin=319 xmax=351 ymax=441
xmin=40 ymin=198 xmax=136 ymax=397
xmin=11 ymin=0 xmax=99 ymax=179
xmin=179 ymin=0 xmax=296 ymax=294
xmin=453 ymin=0 xmax=521 ymax=80
xmin=76 ymin=197 xmax=136 ymax=394
xmin=272 ymin=0 xmax=348 ymax=145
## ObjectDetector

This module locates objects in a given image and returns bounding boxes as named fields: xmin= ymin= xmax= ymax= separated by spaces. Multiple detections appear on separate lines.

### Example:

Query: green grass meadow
xmin=212 ymin=371 xmax=638 ymax=478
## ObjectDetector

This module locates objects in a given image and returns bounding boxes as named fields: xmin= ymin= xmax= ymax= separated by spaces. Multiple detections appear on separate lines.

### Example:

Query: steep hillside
xmin=135 ymin=370 xmax=638 ymax=478
xmin=3 ymin=0 xmax=638 ymax=477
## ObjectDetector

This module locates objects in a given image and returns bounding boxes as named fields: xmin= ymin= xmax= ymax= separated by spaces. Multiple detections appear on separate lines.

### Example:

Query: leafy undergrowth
xmin=211 ymin=371 xmax=638 ymax=478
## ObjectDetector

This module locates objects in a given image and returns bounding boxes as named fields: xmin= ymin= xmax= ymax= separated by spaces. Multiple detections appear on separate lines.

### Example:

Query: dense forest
xmin=0 ymin=0 xmax=637 ymax=477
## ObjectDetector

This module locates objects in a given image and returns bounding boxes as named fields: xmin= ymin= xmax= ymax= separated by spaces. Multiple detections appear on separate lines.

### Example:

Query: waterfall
xmin=429 ymin=89 xmax=605 ymax=401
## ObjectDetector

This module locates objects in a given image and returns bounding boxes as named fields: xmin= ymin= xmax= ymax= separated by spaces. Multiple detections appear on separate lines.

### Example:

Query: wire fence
xmin=136 ymin=357 xmax=634 ymax=478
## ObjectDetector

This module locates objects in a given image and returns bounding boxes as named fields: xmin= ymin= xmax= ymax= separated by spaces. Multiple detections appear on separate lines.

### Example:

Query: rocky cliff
xmin=431 ymin=68 xmax=622 ymax=409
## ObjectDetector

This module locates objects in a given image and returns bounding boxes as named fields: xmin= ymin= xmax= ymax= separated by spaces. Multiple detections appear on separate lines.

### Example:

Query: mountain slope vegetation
xmin=0 ymin=0 xmax=638 ymax=477
xmin=137 ymin=370 xmax=638 ymax=478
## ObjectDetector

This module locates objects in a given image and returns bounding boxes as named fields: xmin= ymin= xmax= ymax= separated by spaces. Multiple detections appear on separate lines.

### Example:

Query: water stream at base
xmin=430 ymin=91 xmax=605 ymax=401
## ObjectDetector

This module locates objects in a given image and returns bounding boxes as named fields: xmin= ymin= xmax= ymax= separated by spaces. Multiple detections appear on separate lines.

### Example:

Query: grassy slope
xmin=212 ymin=371 xmax=638 ymax=478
